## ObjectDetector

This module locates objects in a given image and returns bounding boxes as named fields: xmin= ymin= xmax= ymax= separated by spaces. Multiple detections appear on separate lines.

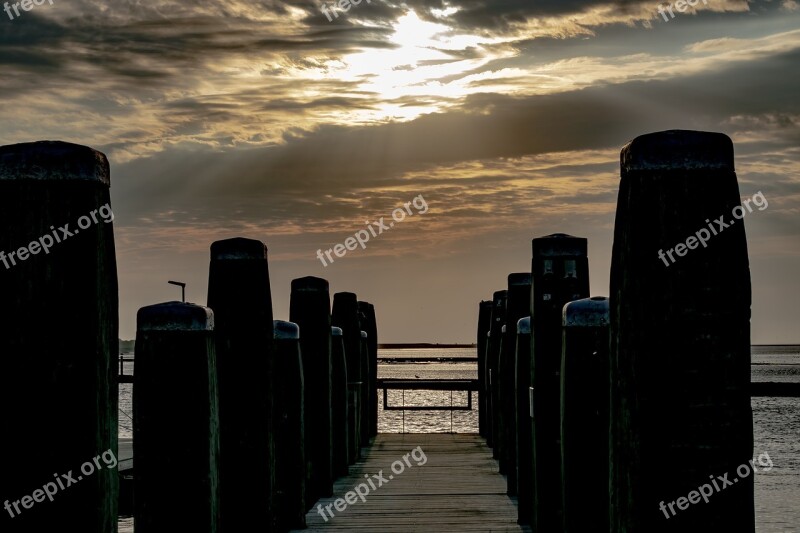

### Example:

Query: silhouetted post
xmin=530 ymin=233 xmax=589 ymax=533
xmin=291 ymin=277 xmax=334 ymax=502
xmin=331 ymin=327 xmax=350 ymax=477
xmin=273 ymin=320 xmax=306 ymax=531
xmin=477 ymin=300 xmax=492 ymax=439
xmin=486 ymin=290 xmax=507 ymax=451
xmin=0 ymin=141 xmax=118 ymax=532
xmin=332 ymin=292 xmax=362 ymax=463
xmin=359 ymin=329 xmax=371 ymax=446
xmin=610 ymin=130 xmax=753 ymax=531
xmin=134 ymin=302 xmax=219 ymax=533
xmin=359 ymin=301 xmax=379 ymax=438
xmin=561 ymin=297 xmax=609 ymax=533
xmin=207 ymin=238 xmax=274 ymax=531
xmin=500 ymin=273 xmax=531 ymax=492
xmin=515 ymin=316 xmax=533 ymax=525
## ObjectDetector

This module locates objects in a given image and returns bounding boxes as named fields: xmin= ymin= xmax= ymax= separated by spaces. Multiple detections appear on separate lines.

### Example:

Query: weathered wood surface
xmin=293 ymin=433 xmax=531 ymax=532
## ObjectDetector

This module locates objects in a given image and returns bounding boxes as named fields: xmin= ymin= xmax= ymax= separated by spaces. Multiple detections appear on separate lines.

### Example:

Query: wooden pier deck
xmin=293 ymin=433 xmax=530 ymax=532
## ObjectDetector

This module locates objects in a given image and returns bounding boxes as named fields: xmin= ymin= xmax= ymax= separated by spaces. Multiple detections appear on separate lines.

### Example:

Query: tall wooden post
xmin=331 ymin=326 xmax=350 ymax=477
xmin=500 ymin=273 xmax=531 ymax=493
xmin=515 ymin=316 xmax=533 ymax=525
xmin=134 ymin=302 xmax=219 ymax=533
xmin=273 ymin=320 xmax=306 ymax=531
xmin=207 ymin=238 xmax=274 ymax=530
xmin=561 ymin=297 xmax=609 ymax=533
xmin=477 ymin=300 xmax=492 ymax=439
xmin=610 ymin=130 xmax=753 ymax=531
xmin=530 ymin=233 xmax=589 ymax=532
xmin=332 ymin=292 xmax=363 ymax=463
xmin=0 ymin=141 xmax=118 ymax=532
xmin=486 ymin=290 xmax=507 ymax=451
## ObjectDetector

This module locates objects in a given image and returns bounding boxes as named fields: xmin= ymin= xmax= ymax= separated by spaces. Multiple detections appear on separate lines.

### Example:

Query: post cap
xmin=274 ymin=320 xmax=300 ymax=340
xmin=532 ymin=233 xmax=587 ymax=257
xmin=137 ymin=301 xmax=214 ymax=331
xmin=508 ymin=273 xmax=532 ymax=286
xmin=563 ymin=297 xmax=610 ymax=327
xmin=501 ymin=325 xmax=507 ymax=334
xmin=292 ymin=276 xmax=329 ymax=292
xmin=210 ymin=238 xmax=268 ymax=260
xmin=0 ymin=141 xmax=110 ymax=185
xmin=361 ymin=331 xmax=368 ymax=338
xmin=517 ymin=316 xmax=531 ymax=335
xmin=620 ymin=130 xmax=734 ymax=173
xmin=331 ymin=326 xmax=343 ymax=337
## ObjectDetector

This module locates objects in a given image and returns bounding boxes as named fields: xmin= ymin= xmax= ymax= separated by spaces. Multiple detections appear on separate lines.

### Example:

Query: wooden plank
xmin=291 ymin=434 xmax=531 ymax=532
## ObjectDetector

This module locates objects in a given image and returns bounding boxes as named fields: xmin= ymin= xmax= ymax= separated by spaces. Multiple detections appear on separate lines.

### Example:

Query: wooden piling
xmin=291 ymin=277 xmax=334 ymax=502
xmin=0 ymin=141 xmax=118 ymax=532
xmin=515 ymin=316 xmax=534 ymax=525
xmin=486 ymin=290 xmax=507 ymax=452
xmin=273 ymin=320 xmax=306 ymax=531
xmin=207 ymin=238 xmax=274 ymax=530
xmin=609 ymin=130 xmax=753 ymax=531
xmin=500 ymin=273 xmax=531 ymax=492
xmin=477 ymin=300 xmax=492 ymax=439
xmin=561 ymin=297 xmax=609 ymax=533
xmin=530 ymin=233 xmax=589 ymax=533
xmin=332 ymin=292 xmax=363 ymax=463
xmin=133 ymin=302 xmax=219 ymax=533
xmin=358 ymin=301 xmax=379 ymax=438
xmin=359 ymin=329 xmax=371 ymax=446
xmin=331 ymin=326 xmax=350 ymax=477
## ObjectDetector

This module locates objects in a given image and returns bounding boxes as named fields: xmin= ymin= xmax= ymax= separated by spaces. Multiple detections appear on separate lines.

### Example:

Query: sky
xmin=1 ymin=0 xmax=798 ymax=342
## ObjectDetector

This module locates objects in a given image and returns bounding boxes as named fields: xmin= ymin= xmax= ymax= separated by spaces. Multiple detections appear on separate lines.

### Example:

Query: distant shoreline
xmin=378 ymin=343 xmax=477 ymax=349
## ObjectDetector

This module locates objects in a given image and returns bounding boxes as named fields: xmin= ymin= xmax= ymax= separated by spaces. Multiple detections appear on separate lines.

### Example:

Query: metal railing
xmin=377 ymin=378 xmax=479 ymax=433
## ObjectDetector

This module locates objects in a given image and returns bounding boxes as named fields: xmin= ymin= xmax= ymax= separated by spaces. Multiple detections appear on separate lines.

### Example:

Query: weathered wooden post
xmin=332 ymin=292 xmax=363 ymax=463
xmin=530 ymin=233 xmax=589 ymax=533
xmin=134 ymin=302 xmax=219 ymax=533
xmin=515 ymin=316 xmax=533 ymax=525
xmin=331 ymin=326 xmax=350 ymax=477
xmin=291 ymin=277 xmax=334 ymax=502
xmin=207 ymin=238 xmax=274 ymax=530
xmin=273 ymin=320 xmax=306 ymax=531
xmin=358 ymin=301 xmax=379 ymax=438
xmin=486 ymin=290 xmax=507 ymax=451
xmin=610 ymin=130 xmax=753 ymax=531
xmin=0 ymin=141 xmax=118 ymax=532
xmin=359 ymin=329 xmax=371 ymax=446
xmin=561 ymin=297 xmax=609 ymax=533
xmin=500 ymin=273 xmax=531 ymax=493
xmin=477 ymin=300 xmax=492 ymax=439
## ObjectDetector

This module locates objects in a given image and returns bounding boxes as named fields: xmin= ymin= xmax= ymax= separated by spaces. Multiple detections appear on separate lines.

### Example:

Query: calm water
xmin=118 ymin=345 xmax=799 ymax=531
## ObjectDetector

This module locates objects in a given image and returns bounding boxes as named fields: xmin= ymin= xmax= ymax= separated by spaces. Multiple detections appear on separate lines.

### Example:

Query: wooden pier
xmin=293 ymin=433 xmax=530 ymax=533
